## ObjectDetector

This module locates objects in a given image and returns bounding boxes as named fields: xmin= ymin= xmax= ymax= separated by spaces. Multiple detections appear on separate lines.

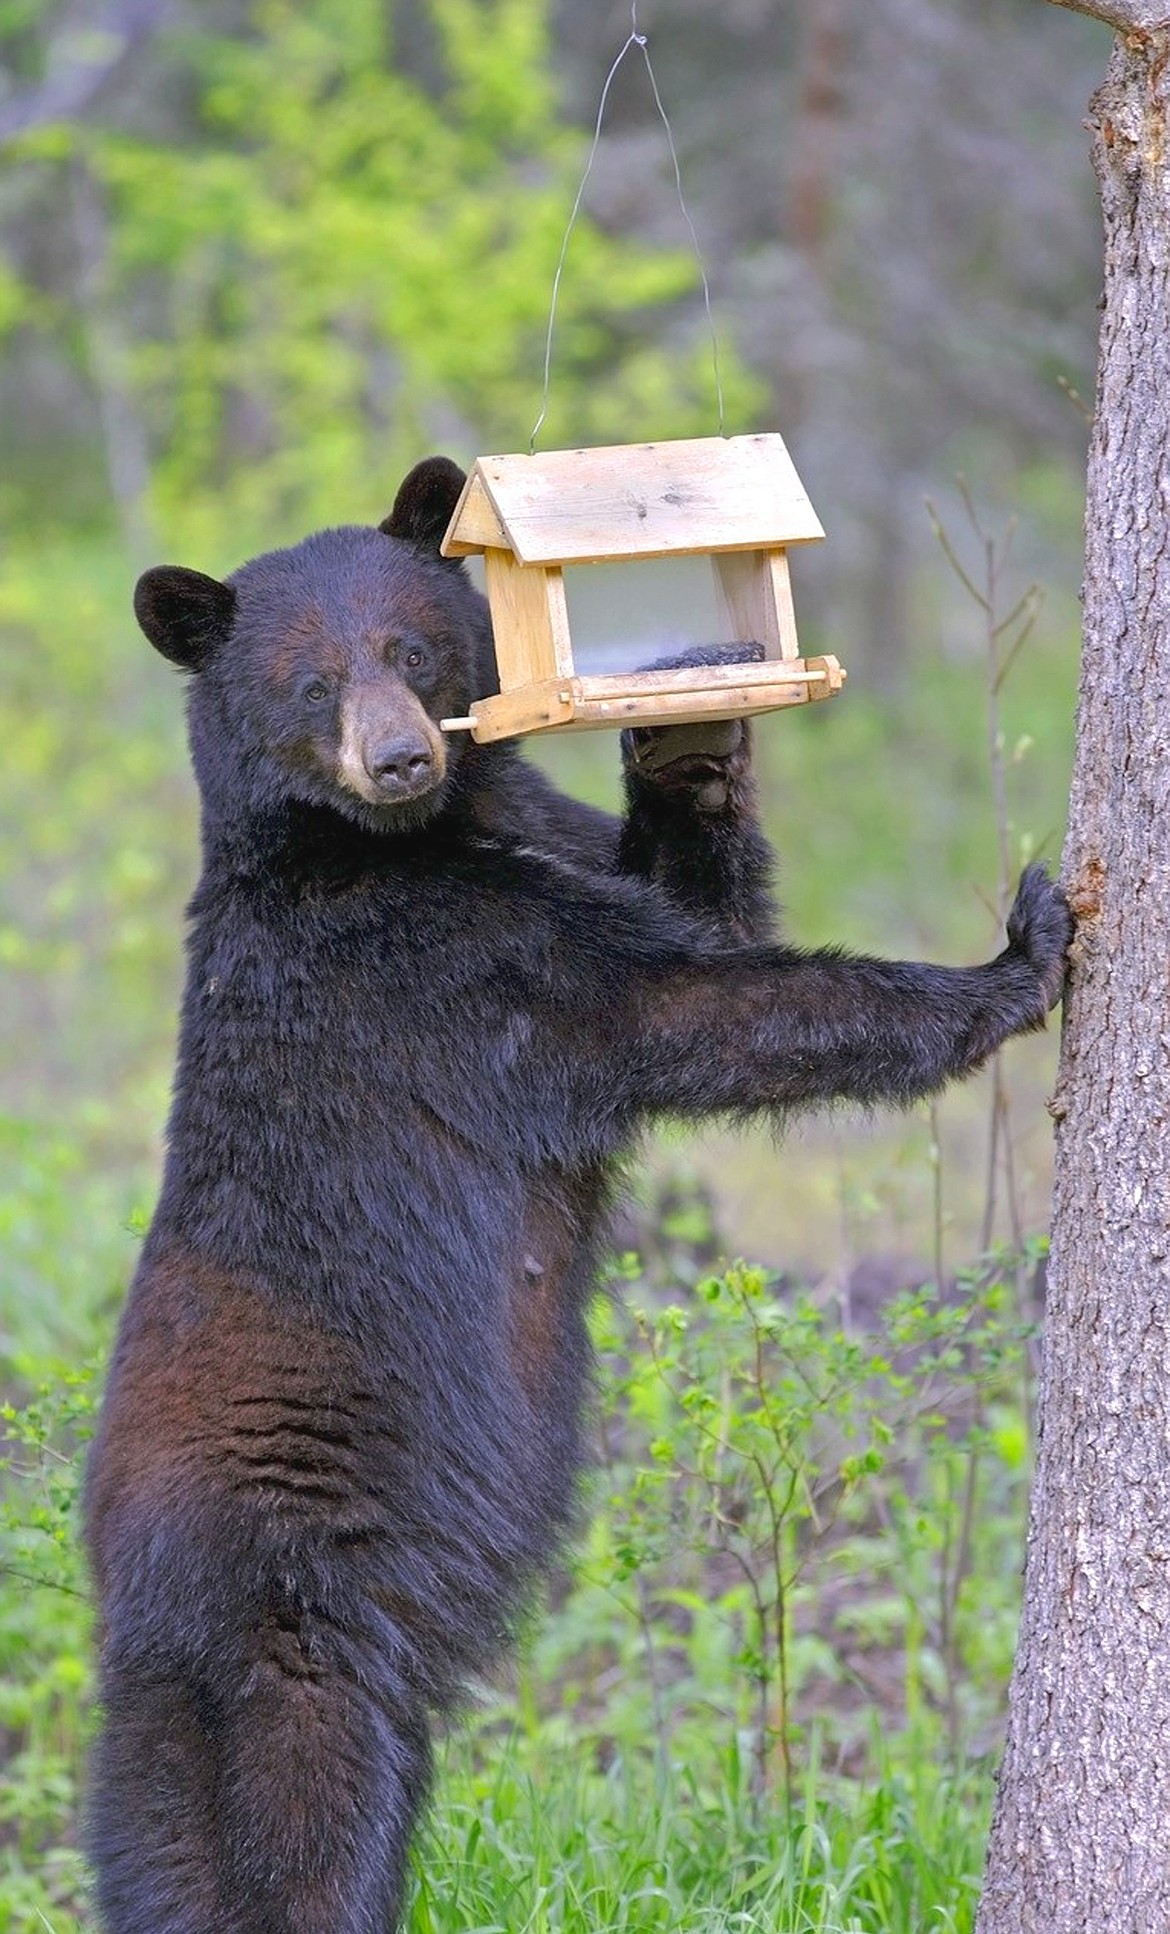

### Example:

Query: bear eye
xmin=301 ymin=676 xmax=331 ymax=705
xmin=404 ymin=647 xmax=425 ymax=671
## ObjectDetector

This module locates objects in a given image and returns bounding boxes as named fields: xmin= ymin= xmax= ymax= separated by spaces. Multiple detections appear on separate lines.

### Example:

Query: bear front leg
xmin=618 ymin=645 xmax=775 ymax=945
xmin=600 ymin=864 xmax=1073 ymax=1124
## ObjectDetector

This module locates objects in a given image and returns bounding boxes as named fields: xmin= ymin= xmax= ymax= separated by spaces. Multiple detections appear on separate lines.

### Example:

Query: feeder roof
xmin=441 ymin=433 xmax=824 ymax=567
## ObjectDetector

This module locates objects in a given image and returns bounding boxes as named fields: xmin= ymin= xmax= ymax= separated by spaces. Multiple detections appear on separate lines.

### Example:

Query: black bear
xmin=85 ymin=456 xmax=1071 ymax=1934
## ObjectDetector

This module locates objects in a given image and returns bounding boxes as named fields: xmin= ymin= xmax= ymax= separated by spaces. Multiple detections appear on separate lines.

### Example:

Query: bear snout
xmin=337 ymin=685 xmax=446 ymax=806
xmin=364 ymin=732 xmax=434 ymax=796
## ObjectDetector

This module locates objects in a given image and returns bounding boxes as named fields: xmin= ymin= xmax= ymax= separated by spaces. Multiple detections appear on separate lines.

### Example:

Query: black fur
xmin=85 ymin=458 xmax=1072 ymax=1933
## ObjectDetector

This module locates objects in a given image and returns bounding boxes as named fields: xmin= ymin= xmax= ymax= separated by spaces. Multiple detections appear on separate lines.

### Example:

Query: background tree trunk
xmin=978 ymin=15 xmax=1170 ymax=1932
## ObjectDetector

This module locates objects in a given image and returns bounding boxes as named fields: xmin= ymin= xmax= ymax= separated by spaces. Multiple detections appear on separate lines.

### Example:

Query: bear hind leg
xmin=215 ymin=1646 xmax=431 ymax=1934
xmin=87 ymin=1666 xmax=230 ymax=1934
xmin=89 ymin=1651 xmax=432 ymax=1934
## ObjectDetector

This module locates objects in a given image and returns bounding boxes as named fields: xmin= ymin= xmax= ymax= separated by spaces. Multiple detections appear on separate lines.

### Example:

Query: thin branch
xmin=993 ymin=584 xmax=1043 ymax=643
xmin=926 ymin=1099 xmax=947 ymax=1297
xmin=994 ymin=599 xmax=1044 ymax=693
xmin=69 ymin=155 xmax=153 ymax=561
xmin=1047 ymin=0 xmax=1170 ymax=30
xmin=926 ymin=499 xmax=990 ymax=612
xmin=1058 ymin=374 xmax=1094 ymax=425
xmin=0 ymin=1563 xmax=89 ymax=1602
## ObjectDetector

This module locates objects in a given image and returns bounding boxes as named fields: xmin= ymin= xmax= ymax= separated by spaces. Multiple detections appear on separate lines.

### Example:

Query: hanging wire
xmin=529 ymin=0 xmax=725 ymax=453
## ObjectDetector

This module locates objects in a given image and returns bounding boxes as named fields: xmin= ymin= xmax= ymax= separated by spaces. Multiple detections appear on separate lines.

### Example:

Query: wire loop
xmin=529 ymin=4 xmax=725 ymax=454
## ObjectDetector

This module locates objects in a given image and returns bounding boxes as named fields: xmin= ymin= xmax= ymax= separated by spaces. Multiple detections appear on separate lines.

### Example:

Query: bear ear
xmin=134 ymin=566 xmax=237 ymax=670
xmin=379 ymin=456 xmax=467 ymax=555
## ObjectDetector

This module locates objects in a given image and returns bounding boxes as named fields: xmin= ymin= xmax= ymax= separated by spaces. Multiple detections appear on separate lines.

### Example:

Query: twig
xmin=1047 ymin=0 xmax=1170 ymax=31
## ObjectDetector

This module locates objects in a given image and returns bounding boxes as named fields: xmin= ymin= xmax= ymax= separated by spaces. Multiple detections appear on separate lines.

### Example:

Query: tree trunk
xmin=787 ymin=0 xmax=846 ymax=265
xmin=978 ymin=15 xmax=1170 ymax=1932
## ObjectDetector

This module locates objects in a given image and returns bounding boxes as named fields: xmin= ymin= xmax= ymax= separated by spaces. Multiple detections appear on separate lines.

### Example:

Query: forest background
xmin=0 ymin=2 xmax=1114 ymax=1929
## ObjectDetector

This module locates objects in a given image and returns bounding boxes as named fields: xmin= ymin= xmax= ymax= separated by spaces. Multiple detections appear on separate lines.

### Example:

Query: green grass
xmin=407 ymin=1730 xmax=987 ymax=1933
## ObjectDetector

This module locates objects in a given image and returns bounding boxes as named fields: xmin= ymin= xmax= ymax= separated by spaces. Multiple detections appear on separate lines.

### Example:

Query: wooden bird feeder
xmin=439 ymin=433 xmax=845 ymax=743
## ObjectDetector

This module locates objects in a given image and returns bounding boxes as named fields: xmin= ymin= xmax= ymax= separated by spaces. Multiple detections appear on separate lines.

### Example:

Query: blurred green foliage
xmin=1 ymin=0 xmax=761 ymax=546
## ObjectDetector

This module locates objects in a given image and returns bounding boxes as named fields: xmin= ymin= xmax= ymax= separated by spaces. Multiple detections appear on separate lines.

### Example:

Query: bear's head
xmin=135 ymin=458 xmax=496 ymax=836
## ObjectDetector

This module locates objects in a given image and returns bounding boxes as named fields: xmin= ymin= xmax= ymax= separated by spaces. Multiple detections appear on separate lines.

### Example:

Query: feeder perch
xmin=439 ymin=433 xmax=845 ymax=743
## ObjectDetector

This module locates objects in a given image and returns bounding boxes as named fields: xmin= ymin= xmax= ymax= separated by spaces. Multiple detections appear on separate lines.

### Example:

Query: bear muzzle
xmin=337 ymin=686 xmax=447 ymax=807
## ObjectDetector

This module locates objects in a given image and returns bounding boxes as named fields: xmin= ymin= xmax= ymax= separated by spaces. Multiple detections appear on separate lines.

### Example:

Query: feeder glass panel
xmin=561 ymin=557 xmax=732 ymax=676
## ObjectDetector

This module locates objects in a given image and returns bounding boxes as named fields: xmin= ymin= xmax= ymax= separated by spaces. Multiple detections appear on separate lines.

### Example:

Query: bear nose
xmin=365 ymin=735 xmax=434 ymax=792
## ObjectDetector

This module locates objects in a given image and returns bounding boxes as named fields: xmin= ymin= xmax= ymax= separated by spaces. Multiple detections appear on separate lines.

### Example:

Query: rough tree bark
xmin=978 ymin=10 xmax=1170 ymax=1932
